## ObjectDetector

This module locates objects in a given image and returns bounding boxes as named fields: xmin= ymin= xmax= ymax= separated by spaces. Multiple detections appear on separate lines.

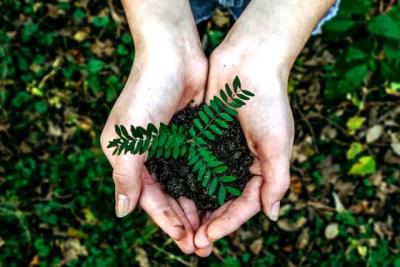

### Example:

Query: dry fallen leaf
xmin=390 ymin=132 xmax=400 ymax=156
xmin=60 ymin=238 xmax=88 ymax=263
xmin=297 ymin=228 xmax=310 ymax=249
xmin=134 ymin=246 xmax=150 ymax=267
xmin=366 ymin=124 xmax=384 ymax=143
xmin=277 ymin=217 xmax=307 ymax=232
xmin=325 ymin=223 xmax=339 ymax=239
xmin=250 ymin=238 xmax=263 ymax=255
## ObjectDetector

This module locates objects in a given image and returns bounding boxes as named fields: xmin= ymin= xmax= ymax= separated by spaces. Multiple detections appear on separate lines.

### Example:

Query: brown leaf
xmin=324 ymin=223 xmax=339 ymax=239
xmin=297 ymin=228 xmax=309 ymax=249
xmin=29 ymin=255 xmax=40 ymax=267
xmin=250 ymin=238 xmax=263 ymax=255
xmin=277 ymin=217 xmax=307 ymax=232
xmin=60 ymin=238 xmax=88 ymax=263
xmin=134 ymin=246 xmax=150 ymax=267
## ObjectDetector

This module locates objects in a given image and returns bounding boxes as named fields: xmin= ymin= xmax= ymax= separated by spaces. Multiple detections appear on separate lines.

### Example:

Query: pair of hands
xmin=100 ymin=3 xmax=294 ymax=257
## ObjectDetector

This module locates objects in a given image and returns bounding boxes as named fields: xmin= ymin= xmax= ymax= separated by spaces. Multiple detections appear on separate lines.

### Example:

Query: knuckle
xmin=112 ymin=169 xmax=131 ymax=191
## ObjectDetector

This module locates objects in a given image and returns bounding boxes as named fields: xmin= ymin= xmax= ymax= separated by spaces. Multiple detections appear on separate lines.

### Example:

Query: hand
xmin=100 ymin=14 xmax=208 ymax=253
xmin=193 ymin=11 xmax=295 ymax=255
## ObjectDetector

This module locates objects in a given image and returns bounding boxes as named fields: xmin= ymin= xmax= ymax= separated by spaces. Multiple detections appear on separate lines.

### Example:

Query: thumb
xmin=259 ymin=147 xmax=291 ymax=221
xmin=112 ymin=154 xmax=144 ymax=217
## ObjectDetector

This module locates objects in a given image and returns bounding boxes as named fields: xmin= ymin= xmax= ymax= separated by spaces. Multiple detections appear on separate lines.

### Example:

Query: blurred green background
xmin=1 ymin=0 xmax=399 ymax=266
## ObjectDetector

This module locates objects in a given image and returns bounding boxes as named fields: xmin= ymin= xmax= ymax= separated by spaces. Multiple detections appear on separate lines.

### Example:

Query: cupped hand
xmin=100 ymin=30 xmax=208 ymax=253
xmin=193 ymin=28 xmax=294 ymax=255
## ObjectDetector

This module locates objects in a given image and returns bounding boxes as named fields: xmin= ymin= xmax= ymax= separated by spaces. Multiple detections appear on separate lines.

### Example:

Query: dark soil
xmin=145 ymin=105 xmax=253 ymax=210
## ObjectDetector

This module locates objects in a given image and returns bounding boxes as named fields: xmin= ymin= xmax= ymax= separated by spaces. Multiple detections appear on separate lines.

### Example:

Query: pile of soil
xmin=145 ymin=105 xmax=253 ymax=210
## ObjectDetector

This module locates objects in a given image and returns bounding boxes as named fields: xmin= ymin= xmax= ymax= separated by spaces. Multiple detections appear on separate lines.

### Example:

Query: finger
xmin=178 ymin=197 xmax=200 ymax=231
xmin=249 ymin=159 xmax=262 ymax=176
xmin=139 ymin=172 xmax=186 ymax=241
xmin=206 ymin=176 xmax=262 ymax=241
xmin=195 ymin=244 xmax=213 ymax=257
xmin=167 ymin=196 xmax=196 ymax=254
xmin=259 ymin=150 xmax=291 ymax=221
xmin=113 ymin=154 xmax=144 ymax=217
xmin=194 ymin=200 xmax=233 ymax=248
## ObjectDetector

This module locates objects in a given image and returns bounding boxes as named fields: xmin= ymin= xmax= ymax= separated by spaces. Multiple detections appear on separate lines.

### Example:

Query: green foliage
xmin=1 ymin=1 xmax=399 ymax=266
xmin=322 ymin=2 xmax=400 ymax=100
xmin=108 ymin=76 xmax=254 ymax=204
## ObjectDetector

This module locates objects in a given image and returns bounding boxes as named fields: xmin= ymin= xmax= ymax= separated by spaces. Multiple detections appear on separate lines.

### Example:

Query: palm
xmin=194 ymin=51 xmax=294 ymax=254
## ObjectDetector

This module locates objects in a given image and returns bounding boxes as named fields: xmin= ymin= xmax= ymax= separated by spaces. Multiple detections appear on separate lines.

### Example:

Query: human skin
xmin=193 ymin=0 xmax=336 ymax=256
xmin=100 ymin=0 xmax=208 ymax=254
xmin=100 ymin=0 xmax=335 ymax=257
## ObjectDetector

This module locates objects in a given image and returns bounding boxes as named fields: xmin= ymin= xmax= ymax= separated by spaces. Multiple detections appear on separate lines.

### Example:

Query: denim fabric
xmin=189 ymin=0 xmax=341 ymax=35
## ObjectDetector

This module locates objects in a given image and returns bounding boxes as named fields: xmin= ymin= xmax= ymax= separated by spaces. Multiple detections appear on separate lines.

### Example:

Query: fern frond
xmin=188 ymin=76 xmax=254 ymax=143
xmin=188 ymin=144 xmax=240 ymax=204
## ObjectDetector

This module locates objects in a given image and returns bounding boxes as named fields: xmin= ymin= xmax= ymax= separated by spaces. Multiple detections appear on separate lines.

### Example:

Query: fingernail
xmin=269 ymin=201 xmax=280 ymax=221
xmin=116 ymin=194 xmax=129 ymax=218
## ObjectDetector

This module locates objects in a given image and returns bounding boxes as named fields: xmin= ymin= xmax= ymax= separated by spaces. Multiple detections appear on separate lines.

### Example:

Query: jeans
xmin=189 ymin=0 xmax=341 ymax=35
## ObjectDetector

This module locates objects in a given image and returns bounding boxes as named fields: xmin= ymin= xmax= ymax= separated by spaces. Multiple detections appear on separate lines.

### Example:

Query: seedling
xmin=107 ymin=76 xmax=254 ymax=205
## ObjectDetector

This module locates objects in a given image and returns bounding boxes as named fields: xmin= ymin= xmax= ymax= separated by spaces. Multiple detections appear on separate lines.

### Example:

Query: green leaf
xmin=346 ymin=142 xmax=363 ymax=160
xmin=349 ymin=156 xmax=377 ymax=176
xmin=120 ymin=125 xmax=131 ymax=139
xmin=158 ymin=123 xmax=168 ymax=133
xmin=242 ymin=90 xmax=255 ymax=97
xmin=115 ymin=125 xmax=122 ymax=137
xmin=214 ymin=165 xmax=228 ymax=174
xmin=194 ymin=119 xmax=203 ymax=131
xmin=346 ymin=116 xmax=366 ymax=135
xmin=367 ymin=14 xmax=400 ymax=40
xmin=208 ymin=160 xmax=224 ymax=167
xmin=203 ymin=130 xmax=215 ymax=141
xmin=213 ymin=96 xmax=225 ymax=108
xmin=193 ymin=160 xmax=202 ymax=172
xmin=141 ymin=137 xmax=151 ymax=153
xmin=210 ymin=124 xmax=223 ymax=135
xmin=173 ymin=145 xmax=180 ymax=159
xmin=194 ymin=137 xmax=207 ymax=145
xmin=188 ymin=155 xmax=198 ymax=165
xmin=87 ymin=59 xmax=104 ymax=74
xmin=202 ymin=171 xmax=211 ymax=187
xmin=134 ymin=139 xmax=143 ymax=154
xmin=159 ymin=134 xmax=167 ymax=146
xmin=199 ymin=110 xmax=210 ymax=124
xmin=210 ymin=99 xmax=220 ymax=113
xmin=147 ymin=146 xmax=156 ymax=159
xmin=164 ymin=146 xmax=172 ymax=158
xmin=107 ymin=139 xmax=119 ymax=148
xmin=208 ymin=178 xmax=218 ymax=195
xmin=189 ymin=127 xmax=196 ymax=137
xmin=165 ymin=135 xmax=175 ymax=148
xmin=220 ymin=89 xmax=228 ymax=102
xmin=156 ymin=146 xmax=163 ymax=158
xmin=222 ymin=106 xmax=238 ymax=116
xmin=218 ymin=186 xmax=226 ymax=205
xmin=233 ymin=76 xmax=241 ymax=92
xmin=147 ymin=123 xmax=158 ymax=134
xmin=220 ymin=112 xmax=234 ymax=122
xmin=180 ymin=145 xmax=187 ymax=156
xmin=226 ymin=186 xmax=241 ymax=196
xmin=203 ymin=105 xmax=214 ymax=118
xmin=237 ymin=93 xmax=249 ymax=100
xmin=220 ymin=176 xmax=237 ymax=183
xmin=215 ymin=118 xmax=229 ymax=129
xmin=225 ymin=83 xmax=233 ymax=98
xmin=198 ymin=165 xmax=206 ymax=181
xmin=229 ymin=99 xmax=243 ymax=108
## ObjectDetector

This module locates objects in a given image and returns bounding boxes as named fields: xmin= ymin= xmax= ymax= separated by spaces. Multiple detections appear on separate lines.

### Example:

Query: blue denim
xmin=189 ymin=0 xmax=341 ymax=35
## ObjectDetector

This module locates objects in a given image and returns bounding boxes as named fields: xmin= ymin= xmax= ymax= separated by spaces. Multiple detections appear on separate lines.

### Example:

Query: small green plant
xmin=107 ymin=76 xmax=254 ymax=205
